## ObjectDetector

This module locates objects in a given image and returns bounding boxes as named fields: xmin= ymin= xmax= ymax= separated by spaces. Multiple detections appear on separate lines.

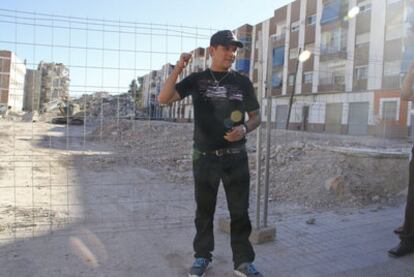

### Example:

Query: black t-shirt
xmin=175 ymin=69 xmax=260 ymax=151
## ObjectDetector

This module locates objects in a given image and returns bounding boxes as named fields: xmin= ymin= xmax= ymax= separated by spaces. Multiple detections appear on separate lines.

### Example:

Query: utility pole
xmin=255 ymin=31 xmax=264 ymax=229
xmin=285 ymin=47 xmax=302 ymax=130
xmin=263 ymin=35 xmax=274 ymax=227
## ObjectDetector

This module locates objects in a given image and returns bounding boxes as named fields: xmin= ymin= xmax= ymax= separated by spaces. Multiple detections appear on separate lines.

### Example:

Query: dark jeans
xmin=400 ymin=146 xmax=414 ymax=242
xmin=192 ymin=148 xmax=255 ymax=268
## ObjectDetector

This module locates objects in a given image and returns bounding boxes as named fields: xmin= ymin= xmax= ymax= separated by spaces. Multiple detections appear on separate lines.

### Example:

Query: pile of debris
xmin=261 ymin=141 xmax=408 ymax=210
xmin=89 ymin=120 xmax=411 ymax=211
xmin=74 ymin=92 xmax=146 ymax=119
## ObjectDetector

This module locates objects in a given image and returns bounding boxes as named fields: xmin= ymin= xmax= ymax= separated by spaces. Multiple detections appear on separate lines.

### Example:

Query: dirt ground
xmin=0 ymin=119 xmax=411 ymax=276
xmin=1 ymin=119 xmax=410 ymax=237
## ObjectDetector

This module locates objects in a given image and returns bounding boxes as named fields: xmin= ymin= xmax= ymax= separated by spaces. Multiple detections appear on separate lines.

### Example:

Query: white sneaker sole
xmin=234 ymin=270 xmax=248 ymax=277
xmin=188 ymin=263 xmax=211 ymax=277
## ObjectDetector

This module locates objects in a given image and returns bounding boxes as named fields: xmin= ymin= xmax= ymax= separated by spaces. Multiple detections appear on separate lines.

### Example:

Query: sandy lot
xmin=0 ymin=119 xmax=411 ymax=276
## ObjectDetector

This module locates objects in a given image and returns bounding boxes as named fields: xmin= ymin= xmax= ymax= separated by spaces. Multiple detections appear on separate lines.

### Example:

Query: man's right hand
xmin=176 ymin=53 xmax=192 ymax=73
xmin=159 ymin=53 xmax=191 ymax=105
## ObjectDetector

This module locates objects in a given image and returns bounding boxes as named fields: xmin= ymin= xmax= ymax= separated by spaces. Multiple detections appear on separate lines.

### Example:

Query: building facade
xmin=0 ymin=50 xmax=27 ymax=112
xmin=252 ymin=0 xmax=414 ymax=137
xmin=139 ymin=0 xmax=414 ymax=138
xmin=139 ymin=63 xmax=174 ymax=119
xmin=23 ymin=69 xmax=42 ymax=112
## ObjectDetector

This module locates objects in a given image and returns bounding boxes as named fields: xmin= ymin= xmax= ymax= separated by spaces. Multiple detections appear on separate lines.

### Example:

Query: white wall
xmin=8 ymin=53 xmax=26 ymax=112
xmin=367 ymin=0 xmax=386 ymax=90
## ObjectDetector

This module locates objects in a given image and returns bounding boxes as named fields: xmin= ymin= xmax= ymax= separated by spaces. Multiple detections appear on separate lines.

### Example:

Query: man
xmin=158 ymin=30 xmax=262 ymax=277
xmin=388 ymin=60 xmax=414 ymax=258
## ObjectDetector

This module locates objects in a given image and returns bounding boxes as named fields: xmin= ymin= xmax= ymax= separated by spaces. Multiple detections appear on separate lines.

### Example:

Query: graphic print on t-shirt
xmin=202 ymin=81 xmax=244 ymax=102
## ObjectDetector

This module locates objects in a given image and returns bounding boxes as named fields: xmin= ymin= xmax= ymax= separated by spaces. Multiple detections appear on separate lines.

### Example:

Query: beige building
xmin=0 ymin=50 xmax=27 ymax=112
xmin=23 ymin=69 xmax=42 ymax=112
xmin=141 ymin=0 xmax=414 ymax=138
xmin=139 ymin=63 xmax=174 ymax=119
xmin=251 ymin=0 xmax=413 ymax=137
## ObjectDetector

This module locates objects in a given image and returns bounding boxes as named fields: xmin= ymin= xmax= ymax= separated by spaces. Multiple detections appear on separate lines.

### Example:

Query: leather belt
xmin=197 ymin=146 xmax=245 ymax=157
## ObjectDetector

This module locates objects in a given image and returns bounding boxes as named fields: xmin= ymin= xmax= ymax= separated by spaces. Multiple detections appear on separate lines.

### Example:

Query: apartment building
xmin=23 ymin=69 xmax=42 ymax=112
xmin=252 ymin=0 xmax=414 ymax=137
xmin=139 ymin=63 xmax=174 ymax=119
xmin=143 ymin=0 xmax=413 ymax=137
xmin=0 ymin=50 xmax=26 ymax=112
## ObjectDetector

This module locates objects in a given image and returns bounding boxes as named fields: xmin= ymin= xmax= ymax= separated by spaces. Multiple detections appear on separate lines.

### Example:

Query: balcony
xmin=382 ymin=76 xmax=402 ymax=90
xmin=320 ymin=46 xmax=347 ymax=61
xmin=270 ymin=33 xmax=286 ymax=43
xmin=353 ymin=79 xmax=368 ymax=91
xmin=318 ymin=77 xmax=345 ymax=92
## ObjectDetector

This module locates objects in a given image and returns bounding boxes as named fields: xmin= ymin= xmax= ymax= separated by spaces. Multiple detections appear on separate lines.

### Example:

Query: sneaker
xmin=234 ymin=263 xmax=263 ymax=277
xmin=188 ymin=257 xmax=211 ymax=277
xmin=388 ymin=241 xmax=414 ymax=258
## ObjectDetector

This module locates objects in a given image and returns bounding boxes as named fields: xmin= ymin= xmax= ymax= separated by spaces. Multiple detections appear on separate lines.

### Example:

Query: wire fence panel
xmin=0 ymin=5 xmax=413 ymax=277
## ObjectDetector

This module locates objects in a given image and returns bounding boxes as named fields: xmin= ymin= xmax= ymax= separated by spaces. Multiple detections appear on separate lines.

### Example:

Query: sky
xmin=0 ymin=0 xmax=292 ymax=96
xmin=2 ymin=0 xmax=292 ymax=30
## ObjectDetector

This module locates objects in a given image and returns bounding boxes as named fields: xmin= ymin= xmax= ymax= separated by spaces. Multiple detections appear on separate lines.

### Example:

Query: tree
xmin=128 ymin=78 xmax=143 ymax=109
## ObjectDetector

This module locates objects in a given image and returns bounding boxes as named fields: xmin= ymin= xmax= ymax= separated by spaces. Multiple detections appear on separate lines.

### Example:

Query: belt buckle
xmin=215 ymin=149 xmax=224 ymax=156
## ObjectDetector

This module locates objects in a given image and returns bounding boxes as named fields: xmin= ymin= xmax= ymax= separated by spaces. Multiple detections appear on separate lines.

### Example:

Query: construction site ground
xmin=0 ymin=120 xmax=413 ymax=277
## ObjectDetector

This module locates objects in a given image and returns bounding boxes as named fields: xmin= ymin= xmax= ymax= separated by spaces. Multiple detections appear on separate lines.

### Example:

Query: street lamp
xmin=347 ymin=6 xmax=360 ymax=19
xmin=285 ymin=48 xmax=312 ymax=129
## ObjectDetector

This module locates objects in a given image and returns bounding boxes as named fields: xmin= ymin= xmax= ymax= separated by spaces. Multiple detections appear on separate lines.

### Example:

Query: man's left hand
xmin=224 ymin=126 xmax=246 ymax=142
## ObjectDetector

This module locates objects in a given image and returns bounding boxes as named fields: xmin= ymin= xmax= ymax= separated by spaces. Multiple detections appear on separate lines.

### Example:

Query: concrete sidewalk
xmin=160 ymin=203 xmax=414 ymax=277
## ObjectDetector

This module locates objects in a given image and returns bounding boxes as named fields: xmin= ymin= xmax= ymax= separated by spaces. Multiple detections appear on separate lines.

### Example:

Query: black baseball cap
xmin=210 ymin=30 xmax=243 ymax=48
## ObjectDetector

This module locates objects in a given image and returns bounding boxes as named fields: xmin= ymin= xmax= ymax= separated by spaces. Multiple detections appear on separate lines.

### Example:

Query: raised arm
xmin=158 ymin=53 xmax=192 ymax=105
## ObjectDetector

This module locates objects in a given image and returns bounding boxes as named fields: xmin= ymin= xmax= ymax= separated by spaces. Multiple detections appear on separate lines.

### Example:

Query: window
xmin=355 ymin=32 xmax=370 ymax=46
xmin=386 ymin=23 xmax=404 ymax=41
xmin=53 ymin=78 xmax=61 ymax=88
xmin=289 ymin=48 xmax=298 ymax=60
xmin=291 ymin=21 xmax=300 ymax=32
xmin=355 ymin=66 xmax=368 ymax=80
xmin=304 ymin=72 xmax=313 ymax=84
xmin=0 ymin=74 xmax=7 ymax=88
xmin=307 ymin=14 xmax=316 ymax=26
xmin=380 ymin=99 xmax=399 ymax=120
xmin=236 ymin=59 xmax=250 ymax=73
xmin=235 ymin=59 xmax=250 ymax=74
xmin=276 ymin=23 xmax=287 ymax=36
xmin=321 ymin=28 xmax=347 ymax=54
xmin=402 ymin=46 xmax=414 ymax=73
xmin=321 ymin=0 xmax=342 ymax=25
xmin=305 ymin=43 xmax=315 ymax=53
xmin=272 ymin=71 xmax=283 ymax=88
xmin=333 ymin=71 xmax=345 ymax=85
xmin=384 ymin=61 xmax=401 ymax=76
xmin=272 ymin=46 xmax=285 ymax=66
xmin=358 ymin=1 xmax=372 ymax=13
xmin=288 ymin=74 xmax=295 ymax=86
xmin=319 ymin=61 xmax=345 ymax=85
xmin=239 ymin=36 xmax=251 ymax=46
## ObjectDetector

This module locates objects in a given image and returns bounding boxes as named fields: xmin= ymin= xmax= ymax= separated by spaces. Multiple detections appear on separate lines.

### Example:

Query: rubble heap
xmin=89 ymin=120 xmax=410 ymax=211
xmin=74 ymin=92 xmax=145 ymax=119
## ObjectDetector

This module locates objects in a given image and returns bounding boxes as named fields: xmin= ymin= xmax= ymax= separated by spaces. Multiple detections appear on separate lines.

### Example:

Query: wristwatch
xmin=241 ymin=123 xmax=248 ymax=134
